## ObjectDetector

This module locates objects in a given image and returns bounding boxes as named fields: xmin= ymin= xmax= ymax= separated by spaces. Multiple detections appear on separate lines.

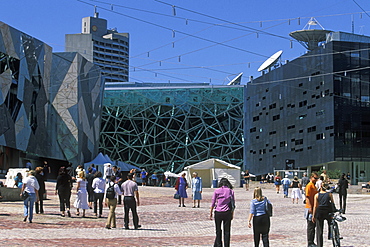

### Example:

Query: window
xmin=295 ymin=139 xmax=303 ymax=145
xmin=280 ymin=141 xmax=286 ymax=147
xmin=308 ymin=126 xmax=317 ymax=133
xmin=299 ymin=100 xmax=307 ymax=107
xmin=316 ymin=133 xmax=325 ymax=140
xmin=287 ymin=125 xmax=295 ymax=130
xmin=299 ymin=83 xmax=303 ymax=87
xmin=269 ymin=131 xmax=277 ymax=135
xmin=298 ymin=114 xmax=307 ymax=119
xmin=250 ymin=127 xmax=256 ymax=133
xmin=269 ymin=103 xmax=276 ymax=109
xmin=253 ymin=116 xmax=259 ymax=122
xmin=325 ymin=125 xmax=334 ymax=130
xmin=273 ymin=114 xmax=280 ymax=121
xmin=299 ymin=129 xmax=303 ymax=133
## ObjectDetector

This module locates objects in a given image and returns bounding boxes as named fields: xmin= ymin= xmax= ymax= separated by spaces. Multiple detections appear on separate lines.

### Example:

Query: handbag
xmin=174 ymin=192 xmax=180 ymax=199
xmin=21 ymin=191 xmax=29 ymax=200
xmin=264 ymin=197 xmax=273 ymax=217
xmin=228 ymin=193 xmax=236 ymax=212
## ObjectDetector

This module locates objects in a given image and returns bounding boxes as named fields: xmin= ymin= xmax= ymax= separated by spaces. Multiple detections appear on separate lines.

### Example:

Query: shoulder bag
xmin=264 ymin=197 xmax=273 ymax=217
xmin=21 ymin=191 xmax=29 ymax=200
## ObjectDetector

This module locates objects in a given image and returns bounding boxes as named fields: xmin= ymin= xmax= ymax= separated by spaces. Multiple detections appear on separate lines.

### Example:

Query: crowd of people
xmin=11 ymin=163 xmax=353 ymax=247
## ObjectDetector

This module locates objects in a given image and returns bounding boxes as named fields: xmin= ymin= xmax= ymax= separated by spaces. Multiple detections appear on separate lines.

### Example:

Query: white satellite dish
xmin=227 ymin=72 xmax=243 ymax=85
xmin=257 ymin=50 xmax=283 ymax=72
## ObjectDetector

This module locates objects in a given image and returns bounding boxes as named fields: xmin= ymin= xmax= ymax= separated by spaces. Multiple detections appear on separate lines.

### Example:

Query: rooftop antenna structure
xmin=257 ymin=50 xmax=283 ymax=72
xmin=94 ymin=6 xmax=99 ymax=18
xmin=289 ymin=17 xmax=332 ymax=51
xmin=227 ymin=72 xmax=243 ymax=85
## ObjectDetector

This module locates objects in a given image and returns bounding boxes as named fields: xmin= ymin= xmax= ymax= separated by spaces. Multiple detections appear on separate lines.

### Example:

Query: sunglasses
xmin=313 ymin=177 xmax=319 ymax=179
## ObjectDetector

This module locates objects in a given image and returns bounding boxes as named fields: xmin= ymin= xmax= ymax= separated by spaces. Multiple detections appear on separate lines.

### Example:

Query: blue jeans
xmin=24 ymin=193 xmax=36 ymax=221
xmin=283 ymin=184 xmax=289 ymax=197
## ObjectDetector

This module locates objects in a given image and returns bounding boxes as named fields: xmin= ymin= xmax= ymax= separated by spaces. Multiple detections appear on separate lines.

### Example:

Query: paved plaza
xmin=0 ymin=180 xmax=368 ymax=246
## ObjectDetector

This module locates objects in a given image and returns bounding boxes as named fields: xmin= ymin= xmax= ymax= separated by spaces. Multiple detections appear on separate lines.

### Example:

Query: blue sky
xmin=1 ymin=0 xmax=370 ymax=84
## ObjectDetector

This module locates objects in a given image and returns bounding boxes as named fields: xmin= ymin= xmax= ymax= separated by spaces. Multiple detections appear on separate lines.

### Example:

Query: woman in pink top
xmin=210 ymin=178 xmax=235 ymax=247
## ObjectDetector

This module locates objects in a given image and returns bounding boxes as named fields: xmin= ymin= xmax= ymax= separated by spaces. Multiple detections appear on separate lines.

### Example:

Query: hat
xmin=285 ymin=175 xmax=288 ymax=178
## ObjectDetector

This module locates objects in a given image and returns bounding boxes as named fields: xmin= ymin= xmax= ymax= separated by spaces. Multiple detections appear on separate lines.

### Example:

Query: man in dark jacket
xmin=338 ymin=173 xmax=349 ymax=214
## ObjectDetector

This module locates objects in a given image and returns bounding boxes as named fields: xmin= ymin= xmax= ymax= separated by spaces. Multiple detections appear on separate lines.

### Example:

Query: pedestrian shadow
xmin=33 ymin=222 xmax=67 ymax=226
xmin=0 ymin=214 xmax=10 ymax=216
xmin=123 ymin=228 xmax=167 ymax=231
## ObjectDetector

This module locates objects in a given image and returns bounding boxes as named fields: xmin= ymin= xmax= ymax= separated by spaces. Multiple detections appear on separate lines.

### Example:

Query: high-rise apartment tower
xmin=66 ymin=12 xmax=129 ymax=83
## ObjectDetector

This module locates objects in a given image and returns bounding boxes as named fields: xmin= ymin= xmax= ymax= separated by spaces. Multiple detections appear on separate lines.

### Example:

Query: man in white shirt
xmin=121 ymin=173 xmax=140 ymax=229
xmin=281 ymin=175 xmax=291 ymax=198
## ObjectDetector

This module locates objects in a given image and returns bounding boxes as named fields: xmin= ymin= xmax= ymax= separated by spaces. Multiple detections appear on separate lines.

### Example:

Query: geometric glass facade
xmin=100 ymin=86 xmax=245 ymax=173
xmin=0 ymin=21 xmax=103 ymax=172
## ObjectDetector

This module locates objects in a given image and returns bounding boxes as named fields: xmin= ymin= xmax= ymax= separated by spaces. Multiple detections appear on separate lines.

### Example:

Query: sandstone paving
xmin=0 ymin=180 xmax=368 ymax=246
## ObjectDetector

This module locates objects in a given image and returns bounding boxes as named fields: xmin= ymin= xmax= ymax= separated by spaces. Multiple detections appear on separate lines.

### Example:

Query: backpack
xmin=264 ymin=197 xmax=273 ymax=217
xmin=106 ymin=183 xmax=115 ymax=199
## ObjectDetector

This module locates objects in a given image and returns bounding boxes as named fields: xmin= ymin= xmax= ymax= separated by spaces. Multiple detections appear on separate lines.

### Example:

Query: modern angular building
xmin=0 ymin=21 xmax=104 ymax=176
xmin=100 ymin=84 xmax=245 ymax=173
xmin=246 ymin=31 xmax=370 ymax=183
xmin=65 ymin=12 xmax=129 ymax=83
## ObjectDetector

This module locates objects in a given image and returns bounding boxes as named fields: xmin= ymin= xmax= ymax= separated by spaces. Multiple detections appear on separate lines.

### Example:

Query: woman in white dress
xmin=74 ymin=170 xmax=89 ymax=217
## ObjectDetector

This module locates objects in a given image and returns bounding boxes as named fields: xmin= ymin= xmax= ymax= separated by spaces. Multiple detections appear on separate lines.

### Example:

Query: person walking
xmin=92 ymin=171 xmax=106 ymax=218
xmin=20 ymin=170 xmax=40 ymax=223
xmin=35 ymin=167 xmax=45 ymax=214
xmin=121 ymin=173 xmax=141 ymax=230
xmin=191 ymin=172 xmax=202 ymax=208
xmin=290 ymin=176 xmax=302 ymax=204
xmin=301 ymin=172 xmax=310 ymax=202
xmin=281 ymin=175 xmax=291 ymax=198
xmin=274 ymin=173 xmax=281 ymax=193
xmin=305 ymin=172 xmax=319 ymax=247
xmin=316 ymin=176 xmax=324 ymax=191
xmin=248 ymin=187 xmax=271 ymax=247
xmin=86 ymin=167 xmax=95 ymax=209
xmin=338 ymin=173 xmax=349 ymax=214
xmin=210 ymin=177 xmax=235 ymax=247
xmin=104 ymin=176 xmax=122 ymax=229
xmin=140 ymin=169 xmax=148 ymax=186
xmin=55 ymin=167 xmax=73 ymax=217
xmin=43 ymin=161 xmax=51 ymax=181
xmin=244 ymin=170 xmax=251 ymax=191
xmin=312 ymin=183 xmax=335 ymax=247
xmin=151 ymin=172 xmax=158 ymax=186
xmin=175 ymin=173 xmax=188 ymax=207
xmin=73 ymin=170 xmax=89 ymax=217
xmin=104 ymin=164 xmax=113 ymax=183
xmin=112 ymin=166 xmax=123 ymax=204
